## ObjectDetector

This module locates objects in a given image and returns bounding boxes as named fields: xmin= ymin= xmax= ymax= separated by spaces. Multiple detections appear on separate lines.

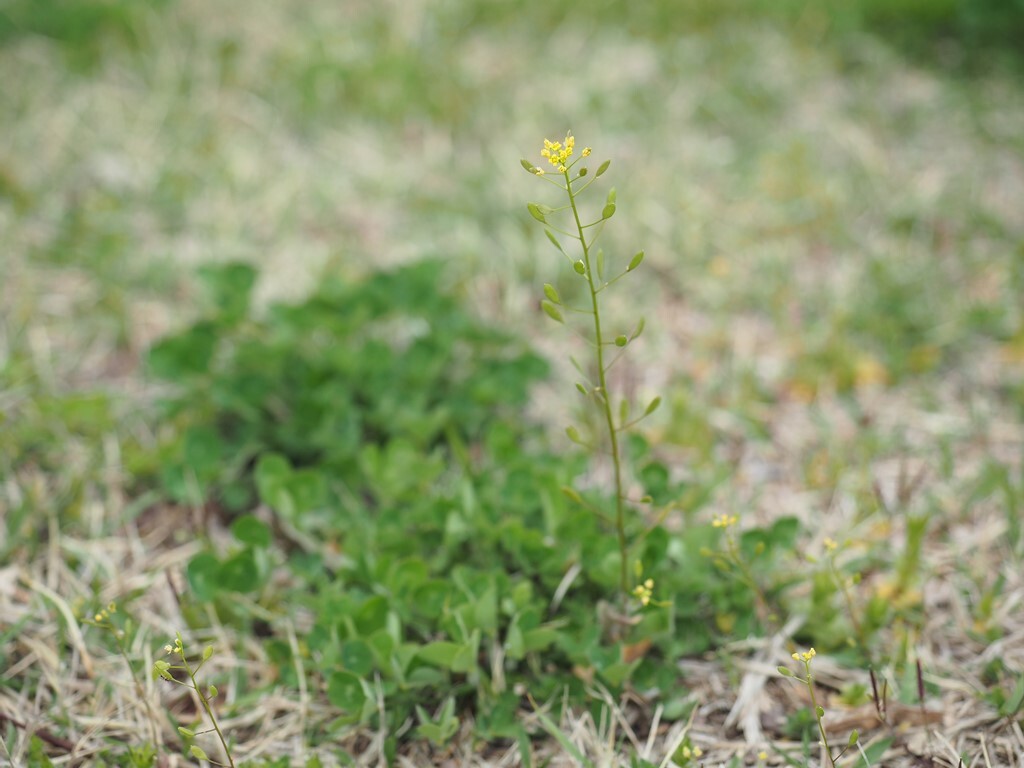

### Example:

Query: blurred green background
xmin=2 ymin=0 xmax=1022 ymax=434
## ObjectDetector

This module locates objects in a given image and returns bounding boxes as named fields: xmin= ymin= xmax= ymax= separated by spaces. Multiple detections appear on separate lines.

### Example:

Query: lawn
xmin=1 ymin=1 xmax=1023 ymax=766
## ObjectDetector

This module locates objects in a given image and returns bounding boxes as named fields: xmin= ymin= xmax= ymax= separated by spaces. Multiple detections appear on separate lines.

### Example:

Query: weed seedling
xmin=779 ymin=648 xmax=859 ymax=767
xmin=521 ymin=132 xmax=660 ymax=609
xmin=154 ymin=634 xmax=235 ymax=767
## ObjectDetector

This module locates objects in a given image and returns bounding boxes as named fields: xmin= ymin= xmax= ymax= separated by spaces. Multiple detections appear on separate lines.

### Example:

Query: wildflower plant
xmin=779 ymin=648 xmax=859 ymax=767
xmin=154 ymin=634 xmax=235 ymax=767
xmin=521 ymin=131 xmax=660 ymax=609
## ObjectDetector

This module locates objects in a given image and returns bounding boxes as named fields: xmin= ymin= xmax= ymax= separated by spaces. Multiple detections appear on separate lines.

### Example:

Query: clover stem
xmin=564 ymin=169 xmax=629 ymax=603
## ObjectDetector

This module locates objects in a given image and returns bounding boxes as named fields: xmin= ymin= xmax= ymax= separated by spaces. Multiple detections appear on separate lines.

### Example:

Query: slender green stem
xmin=804 ymin=672 xmax=836 ymax=768
xmin=180 ymin=654 xmax=235 ymax=768
xmin=563 ymin=170 xmax=629 ymax=602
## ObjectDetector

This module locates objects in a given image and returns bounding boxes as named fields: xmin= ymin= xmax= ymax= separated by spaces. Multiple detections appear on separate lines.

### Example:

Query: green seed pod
xmin=562 ymin=486 xmax=584 ymax=504
xmin=644 ymin=396 xmax=661 ymax=416
xmin=541 ymin=300 xmax=564 ymax=323
xmin=543 ymin=283 xmax=561 ymax=304
xmin=573 ymin=260 xmax=586 ymax=275
xmin=595 ymin=159 xmax=611 ymax=177
xmin=615 ymin=335 xmax=628 ymax=347
xmin=627 ymin=251 xmax=645 ymax=272
xmin=601 ymin=203 xmax=616 ymax=220
xmin=527 ymin=202 xmax=547 ymax=223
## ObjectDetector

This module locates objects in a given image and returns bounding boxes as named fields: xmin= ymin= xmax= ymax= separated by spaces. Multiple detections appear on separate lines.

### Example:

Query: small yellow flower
xmin=824 ymin=537 xmax=838 ymax=552
xmin=792 ymin=647 xmax=816 ymax=663
xmin=534 ymin=168 xmax=545 ymax=176
xmin=758 ymin=750 xmax=768 ymax=761
xmin=712 ymin=513 xmax=738 ymax=529
xmin=540 ymin=132 xmax=576 ymax=170
xmin=582 ymin=147 xmax=592 ymax=157
xmin=632 ymin=578 xmax=655 ymax=607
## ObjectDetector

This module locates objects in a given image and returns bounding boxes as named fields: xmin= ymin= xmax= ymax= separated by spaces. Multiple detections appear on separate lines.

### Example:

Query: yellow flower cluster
xmin=792 ymin=647 xmax=816 ymax=663
xmin=93 ymin=602 xmax=117 ymax=623
xmin=823 ymin=537 xmax=838 ymax=552
xmin=680 ymin=745 xmax=703 ymax=760
xmin=712 ymin=513 xmax=738 ymax=529
xmin=541 ymin=132 xmax=575 ymax=173
xmin=632 ymin=578 xmax=655 ymax=607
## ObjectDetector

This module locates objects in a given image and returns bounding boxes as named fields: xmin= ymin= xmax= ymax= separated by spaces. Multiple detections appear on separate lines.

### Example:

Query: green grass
xmin=1 ymin=0 xmax=1023 ymax=765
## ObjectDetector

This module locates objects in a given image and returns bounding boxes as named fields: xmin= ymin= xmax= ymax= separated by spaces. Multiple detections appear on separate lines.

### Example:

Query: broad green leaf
xmin=418 ymin=641 xmax=475 ymax=673
xmin=146 ymin=322 xmax=218 ymax=379
xmin=218 ymin=549 xmax=260 ymax=592
xmin=186 ymin=552 xmax=221 ymax=601
xmin=231 ymin=514 xmax=271 ymax=548
xmin=327 ymin=671 xmax=367 ymax=712
xmin=340 ymin=639 xmax=375 ymax=676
